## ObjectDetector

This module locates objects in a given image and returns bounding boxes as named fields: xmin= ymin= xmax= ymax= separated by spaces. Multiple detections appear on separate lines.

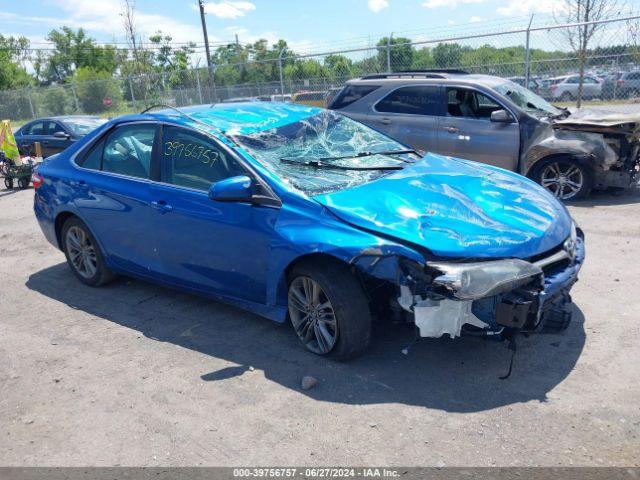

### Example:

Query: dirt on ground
xmin=1 ymin=187 xmax=639 ymax=466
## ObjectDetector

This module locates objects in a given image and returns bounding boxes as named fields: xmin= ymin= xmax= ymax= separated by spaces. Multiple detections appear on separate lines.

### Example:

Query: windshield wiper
xmin=316 ymin=149 xmax=419 ymax=162
xmin=280 ymin=157 xmax=404 ymax=171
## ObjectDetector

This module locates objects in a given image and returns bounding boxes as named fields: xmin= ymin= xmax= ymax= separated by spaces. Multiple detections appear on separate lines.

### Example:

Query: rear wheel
xmin=532 ymin=158 xmax=592 ymax=200
xmin=560 ymin=91 xmax=574 ymax=101
xmin=4 ymin=177 xmax=13 ymax=189
xmin=18 ymin=176 xmax=30 ymax=189
xmin=288 ymin=259 xmax=371 ymax=360
xmin=61 ymin=217 xmax=115 ymax=287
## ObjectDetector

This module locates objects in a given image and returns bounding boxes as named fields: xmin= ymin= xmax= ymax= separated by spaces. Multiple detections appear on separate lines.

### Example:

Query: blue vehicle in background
xmin=15 ymin=116 xmax=106 ymax=158
xmin=32 ymin=103 xmax=584 ymax=360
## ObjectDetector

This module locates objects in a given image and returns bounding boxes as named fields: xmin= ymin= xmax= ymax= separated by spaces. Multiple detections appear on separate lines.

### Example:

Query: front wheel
xmin=532 ymin=158 xmax=593 ymax=200
xmin=288 ymin=260 xmax=371 ymax=360
xmin=61 ymin=217 xmax=115 ymax=286
xmin=18 ymin=176 xmax=30 ymax=189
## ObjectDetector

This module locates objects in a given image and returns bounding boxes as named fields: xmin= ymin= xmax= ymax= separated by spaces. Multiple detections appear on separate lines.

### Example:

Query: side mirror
xmin=53 ymin=131 xmax=70 ymax=139
xmin=208 ymin=175 xmax=253 ymax=203
xmin=490 ymin=109 xmax=514 ymax=123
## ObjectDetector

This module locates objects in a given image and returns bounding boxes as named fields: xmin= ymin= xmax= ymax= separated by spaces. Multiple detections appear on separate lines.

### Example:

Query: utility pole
xmin=198 ymin=0 xmax=215 ymax=97
xmin=235 ymin=34 xmax=244 ymax=80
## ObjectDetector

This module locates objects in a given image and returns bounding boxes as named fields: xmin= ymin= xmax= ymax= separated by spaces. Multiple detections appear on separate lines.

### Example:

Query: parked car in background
xmin=508 ymin=76 xmax=541 ymax=94
xmin=329 ymin=71 xmax=640 ymax=200
xmin=257 ymin=94 xmax=292 ymax=102
xmin=221 ymin=96 xmax=261 ymax=103
xmin=292 ymin=90 xmax=330 ymax=107
xmin=33 ymin=103 xmax=584 ymax=359
xmin=547 ymin=74 xmax=602 ymax=101
xmin=601 ymin=72 xmax=624 ymax=99
xmin=608 ymin=71 xmax=640 ymax=99
xmin=15 ymin=116 xmax=106 ymax=158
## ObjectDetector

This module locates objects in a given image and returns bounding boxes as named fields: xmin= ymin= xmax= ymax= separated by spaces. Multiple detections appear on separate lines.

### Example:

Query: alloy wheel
xmin=65 ymin=226 xmax=98 ymax=279
xmin=288 ymin=276 xmax=338 ymax=354
xmin=540 ymin=162 xmax=584 ymax=200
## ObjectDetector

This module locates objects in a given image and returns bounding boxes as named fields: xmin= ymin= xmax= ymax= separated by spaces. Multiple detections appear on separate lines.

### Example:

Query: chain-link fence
xmin=2 ymin=15 xmax=640 ymax=123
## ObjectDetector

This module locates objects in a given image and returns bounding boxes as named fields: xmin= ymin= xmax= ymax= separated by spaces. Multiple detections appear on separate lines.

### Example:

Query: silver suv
xmin=328 ymin=71 xmax=640 ymax=200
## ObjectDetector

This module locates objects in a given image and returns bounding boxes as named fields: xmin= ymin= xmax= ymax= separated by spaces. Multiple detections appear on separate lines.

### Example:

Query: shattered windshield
xmin=231 ymin=110 xmax=420 ymax=195
xmin=494 ymin=80 xmax=563 ymax=117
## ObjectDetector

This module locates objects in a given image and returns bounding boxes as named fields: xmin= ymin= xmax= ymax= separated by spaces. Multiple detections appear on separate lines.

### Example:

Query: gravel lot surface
xmin=1 ymin=186 xmax=639 ymax=466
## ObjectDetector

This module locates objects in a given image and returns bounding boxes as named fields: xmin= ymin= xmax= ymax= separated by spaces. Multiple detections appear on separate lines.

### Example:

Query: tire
xmin=531 ymin=157 xmax=593 ymax=201
xmin=559 ymin=91 xmax=574 ymax=101
xmin=61 ymin=217 xmax=115 ymax=287
xmin=18 ymin=177 xmax=30 ymax=189
xmin=287 ymin=259 xmax=371 ymax=360
xmin=541 ymin=292 xmax=572 ymax=333
xmin=4 ymin=177 xmax=14 ymax=189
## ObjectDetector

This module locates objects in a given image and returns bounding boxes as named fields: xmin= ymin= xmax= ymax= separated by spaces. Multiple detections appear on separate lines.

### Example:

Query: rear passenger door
xmin=368 ymin=85 xmax=442 ymax=152
xmin=73 ymin=122 xmax=161 ymax=276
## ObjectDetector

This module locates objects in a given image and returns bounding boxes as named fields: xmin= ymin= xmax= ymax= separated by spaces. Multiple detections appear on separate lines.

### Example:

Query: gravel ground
xmin=1 ymin=186 xmax=639 ymax=467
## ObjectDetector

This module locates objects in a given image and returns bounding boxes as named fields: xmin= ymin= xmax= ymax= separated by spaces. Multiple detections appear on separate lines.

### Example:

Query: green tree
xmin=412 ymin=47 xmax=436 ymax=69
xmin=0 ymin=34 xmax=32 ymax=89
xmin=432 ymin=43 xmax=463 ymax=68
xmin=377 ymin=36 xmax=414 ymax=71
xmin=74 ymin=67 xmax=121 ymax=113
xmin=41 ymin=27 xmax=117 ymax=83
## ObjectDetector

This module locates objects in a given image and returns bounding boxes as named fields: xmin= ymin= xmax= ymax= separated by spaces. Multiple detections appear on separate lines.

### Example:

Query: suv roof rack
xmin=360 ymin=69 xmax=469 ymax=80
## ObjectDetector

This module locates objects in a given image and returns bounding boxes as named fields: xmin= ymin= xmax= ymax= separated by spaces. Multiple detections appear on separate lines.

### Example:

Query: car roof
xmin=122 ymin=102 xmax=324 ymax=136
xmin=346 ymin=72 xmax=510 ymax=89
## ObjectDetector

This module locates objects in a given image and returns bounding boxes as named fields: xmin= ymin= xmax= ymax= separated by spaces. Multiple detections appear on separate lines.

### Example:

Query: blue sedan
xmin=15 ymin=116 xmax=106 ymax=158
xmin=33 ymin=103 xmax=584 ymax=359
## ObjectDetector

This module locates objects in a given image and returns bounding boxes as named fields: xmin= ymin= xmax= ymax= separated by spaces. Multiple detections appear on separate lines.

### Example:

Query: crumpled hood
xmin=314 ymin=154 xmax=572 ymax=259
xmin=554 ymin=108 xmax=640 ymax=136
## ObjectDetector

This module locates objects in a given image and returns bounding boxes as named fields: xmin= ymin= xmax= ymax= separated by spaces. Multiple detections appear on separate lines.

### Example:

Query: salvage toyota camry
xmin=33 ymin=103 xmax=585 ymax=359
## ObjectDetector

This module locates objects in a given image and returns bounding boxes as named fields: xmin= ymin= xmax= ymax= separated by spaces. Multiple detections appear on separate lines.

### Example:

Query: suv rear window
xmin=328 ymin=85 xmax=380 ymax=109
xmin=375 ymin=86 xmax=441 ymax=116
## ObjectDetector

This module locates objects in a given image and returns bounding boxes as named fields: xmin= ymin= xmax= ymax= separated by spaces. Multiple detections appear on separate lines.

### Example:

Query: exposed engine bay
xmin=524 ymin=110 xmax=640 ymax=190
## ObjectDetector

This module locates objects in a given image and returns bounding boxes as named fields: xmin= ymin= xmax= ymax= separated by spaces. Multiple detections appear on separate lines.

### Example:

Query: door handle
xmin=151 ymin=200 xmax=173 ymax=213
xmin=443 ymin=126 xmax=459 ymax=134
xmin=378 ymin=117 xmax=391 ymax=125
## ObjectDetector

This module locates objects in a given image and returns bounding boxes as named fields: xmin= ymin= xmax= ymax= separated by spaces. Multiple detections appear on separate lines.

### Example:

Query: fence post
xmin=278 ymin=48 xmax=286 ymax=96
xmin=70 ymin=84 xmax=80 ymax=112
xmin=128 ymin=76 xmax=137 ymax=110
xmin=27 ymin=88 xmax=36 ymax=119
xmin=524 ymin=15 xmax=534 ymax=87
xmin=386 ymin=33 xmax=393 ymax=73
xmin=196 ymin=69 xmax=203 ymax=104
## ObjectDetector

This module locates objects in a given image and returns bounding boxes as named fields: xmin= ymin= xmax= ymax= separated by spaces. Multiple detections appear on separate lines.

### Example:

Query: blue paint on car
xmin=33 ymin=102 xmax=585 ymax=357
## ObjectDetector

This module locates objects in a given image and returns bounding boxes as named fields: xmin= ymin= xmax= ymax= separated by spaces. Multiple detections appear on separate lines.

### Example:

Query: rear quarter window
xmin=375 ymin=86 xmax=441 ymax=116
xmin=328 ymin=85 xmax=380 ymax=109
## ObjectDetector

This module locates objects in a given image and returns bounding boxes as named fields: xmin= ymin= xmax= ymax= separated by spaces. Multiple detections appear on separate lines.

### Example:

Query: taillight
xmin=31 ymin=172 xmax=43 ymax=189
xmin=550 ymin=85 xmax=557 ymax=91
xmin=617 ymin=79 xmax=624 ymax=87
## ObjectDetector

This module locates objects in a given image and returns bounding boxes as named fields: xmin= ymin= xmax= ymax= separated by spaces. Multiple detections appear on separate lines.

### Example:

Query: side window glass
xmin=48 ymin=122 xmax=65 ymax=135
xmin=77 ymin=138 xmax=104 ymax=170
xmin=161 ymin=126 xmax=246 ymax=191
xmin=447 ymin=88 xmax=501 ymax=120
xmin=102 ymin=124 xmax=155 ymax=179
xmin=25 ymin=122 xmax=46 ymax=136
xmin=376 ymin=86 xmax=440 ymax=116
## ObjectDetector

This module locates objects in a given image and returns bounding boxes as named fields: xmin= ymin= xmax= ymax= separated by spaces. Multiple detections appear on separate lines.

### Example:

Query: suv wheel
xmin=62 ymin=217 xmax=115 ymax=286
xmin=287 ymin=259 xmax=371 ymax=360
xmin=532 ymin=158 xmax=593 ymax=200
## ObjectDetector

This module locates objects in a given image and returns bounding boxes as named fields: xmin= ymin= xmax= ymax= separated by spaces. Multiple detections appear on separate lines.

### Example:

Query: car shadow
xmin=567 ymin=186 xmax=640 ymax=208
xmin=26 ymin=263 xmax=586 ymax=413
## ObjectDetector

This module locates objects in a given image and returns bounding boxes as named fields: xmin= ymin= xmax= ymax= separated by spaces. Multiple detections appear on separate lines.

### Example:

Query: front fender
xmin=266 ymin=201 xmax=424 ymax=313
xmin=523 ymin=128 xmax=617 ymax=175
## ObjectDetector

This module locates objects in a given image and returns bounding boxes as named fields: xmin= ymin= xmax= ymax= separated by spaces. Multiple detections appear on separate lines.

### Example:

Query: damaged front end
xmin=526 ymin=110 xmax=640 ymax=190
xmin=390 ymin=225 xmax=585 ymax=340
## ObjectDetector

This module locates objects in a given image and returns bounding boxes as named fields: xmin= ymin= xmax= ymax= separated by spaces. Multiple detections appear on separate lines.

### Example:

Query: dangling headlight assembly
xmin=427 ymin=259 xmax=543 ymax=300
